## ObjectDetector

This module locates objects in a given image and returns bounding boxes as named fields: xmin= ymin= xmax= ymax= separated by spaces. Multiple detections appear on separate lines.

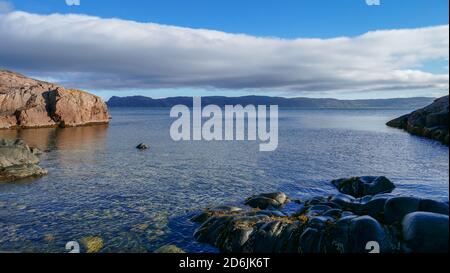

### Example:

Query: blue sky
xmin=7 ymin=0 xmax=449 ymax=38
xmin=0 ymin=0 xmax=448 ymax=99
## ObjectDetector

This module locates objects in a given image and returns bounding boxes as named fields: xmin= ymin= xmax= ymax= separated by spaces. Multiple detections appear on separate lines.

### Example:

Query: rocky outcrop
xmin=0 ymin=70 xmax=110 ymax=129
xmin=192 ymin=178 xmax=449 ymax=253
xmin=0 ymin=139 xmax=47 ymax=182
xmin=387 ymin=95 xmax=449 ymax=146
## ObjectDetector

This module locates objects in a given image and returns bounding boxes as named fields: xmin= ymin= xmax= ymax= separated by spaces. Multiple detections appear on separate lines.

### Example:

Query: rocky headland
xmin=0 ymin=139 xmax=47 ymax=182
xmin=0 ymin=70 xmax=110 ymax=129
xmin=192 ymin=176 xmax=449 ymax=253
xmin=387 ymin=95 xmax=449 ymax=146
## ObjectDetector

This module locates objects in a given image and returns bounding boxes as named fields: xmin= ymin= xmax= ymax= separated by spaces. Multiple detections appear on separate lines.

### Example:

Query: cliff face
xmin=387 ymin=95 xmax=449 ymax=146
xmin=0 ymin=70 xmax=110 ymax=129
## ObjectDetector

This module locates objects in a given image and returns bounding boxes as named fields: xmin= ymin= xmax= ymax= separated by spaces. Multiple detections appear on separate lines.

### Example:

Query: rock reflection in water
xmin=0 ymin=125 xmax=109 ymax=151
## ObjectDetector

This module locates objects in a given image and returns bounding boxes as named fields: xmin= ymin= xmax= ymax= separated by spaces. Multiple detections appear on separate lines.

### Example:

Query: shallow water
xmin=0 ymin=108 xmax=448 ymax=253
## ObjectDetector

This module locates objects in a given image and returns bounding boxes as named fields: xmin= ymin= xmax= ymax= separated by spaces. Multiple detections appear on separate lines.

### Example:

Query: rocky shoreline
xmin=387 ymin=95 xmax=449 ymax=146
xmin=191 ymin=176 xmax=449 ymax=253
xmin=0 ymin=139 xmax=47 ymax=182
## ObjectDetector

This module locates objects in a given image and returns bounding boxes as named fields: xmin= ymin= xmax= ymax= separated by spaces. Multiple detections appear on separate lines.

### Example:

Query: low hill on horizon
xmin=107 ymin=95 xmax=436 ymax=109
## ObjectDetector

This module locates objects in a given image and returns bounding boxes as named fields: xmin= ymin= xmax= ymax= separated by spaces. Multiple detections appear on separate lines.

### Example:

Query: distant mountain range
xmin=107 ymin=95 xmax=436 ymax=109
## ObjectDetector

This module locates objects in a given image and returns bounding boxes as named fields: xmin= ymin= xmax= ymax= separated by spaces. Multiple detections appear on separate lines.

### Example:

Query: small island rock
xmin=136 ymin=143 xmax=149 ymax=150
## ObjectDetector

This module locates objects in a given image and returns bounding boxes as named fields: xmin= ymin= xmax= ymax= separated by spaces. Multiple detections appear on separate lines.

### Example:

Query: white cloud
xmin=0 ymin=11 xmax=448 ymax=94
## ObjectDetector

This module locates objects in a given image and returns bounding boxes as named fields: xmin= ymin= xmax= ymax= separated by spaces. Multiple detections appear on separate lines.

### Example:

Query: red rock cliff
xmin=0 ymin=70 xmax=110 ymax=129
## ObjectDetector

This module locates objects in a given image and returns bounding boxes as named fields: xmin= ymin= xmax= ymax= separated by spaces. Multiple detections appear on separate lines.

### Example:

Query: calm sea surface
xmin=0 ymin=108 xmax=448 ymax=252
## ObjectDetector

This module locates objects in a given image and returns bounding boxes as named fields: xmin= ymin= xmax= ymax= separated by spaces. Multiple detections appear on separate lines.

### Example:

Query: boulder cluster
xmin=192 ymin=176 xmax=449 ymax=253
xmin=0 ymin=139 xmax=47 ymax=182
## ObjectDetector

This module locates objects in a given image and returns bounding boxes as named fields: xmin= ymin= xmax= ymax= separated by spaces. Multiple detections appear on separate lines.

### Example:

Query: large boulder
xmin=0 ymin=70 xmax=110 ymax=129
xmin=387 ymin=95 xmax=449 ymax=145
xmin=402 ymin=212 xmax=449 ymax=253
xmin=384 ymin=196 xmax=421 ymax=224
xmin=419 ymin=199 xmax=449 ymax=215
xmin=0 ymin=139 xmax=47 ymax=181
xmin=361 ymin=195 xmax=391 ymax=220
xmin=384 ymin=197 xmax=449 ymax=224
xmin=331 ymin=176 xmax=395 ymax=198
xmin=348 ymin=216 xmax=392 ymax=253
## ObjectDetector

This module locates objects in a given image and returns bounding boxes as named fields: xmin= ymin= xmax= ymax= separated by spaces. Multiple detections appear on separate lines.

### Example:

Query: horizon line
xmin=106 ymin=94 xmax=441 ymax=101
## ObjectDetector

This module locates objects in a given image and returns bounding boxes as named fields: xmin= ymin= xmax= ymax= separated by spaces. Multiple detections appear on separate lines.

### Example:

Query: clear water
xmin=0 ymin=108 xmax=448 ymax=253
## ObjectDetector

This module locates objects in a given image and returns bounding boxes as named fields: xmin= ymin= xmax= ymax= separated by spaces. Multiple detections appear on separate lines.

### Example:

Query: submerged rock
xmin=81 ymin=236 xmax=104 ymax=253
xmin=387 ymin=95 xmax=449 ymax=146
xmin=154 ymin=244 xmax=186 ymax=253
xmin=192 ymin=180 xmax=449 ymax=253
xmin=0 ymin=139 xmax=47 ymax=182
xmin=331 ymin=176 xmax=395 ymax=198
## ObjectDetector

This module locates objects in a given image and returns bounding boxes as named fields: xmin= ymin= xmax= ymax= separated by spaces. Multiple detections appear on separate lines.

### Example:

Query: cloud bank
xmin=0 ymin=11 xmax=448 ymax=94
